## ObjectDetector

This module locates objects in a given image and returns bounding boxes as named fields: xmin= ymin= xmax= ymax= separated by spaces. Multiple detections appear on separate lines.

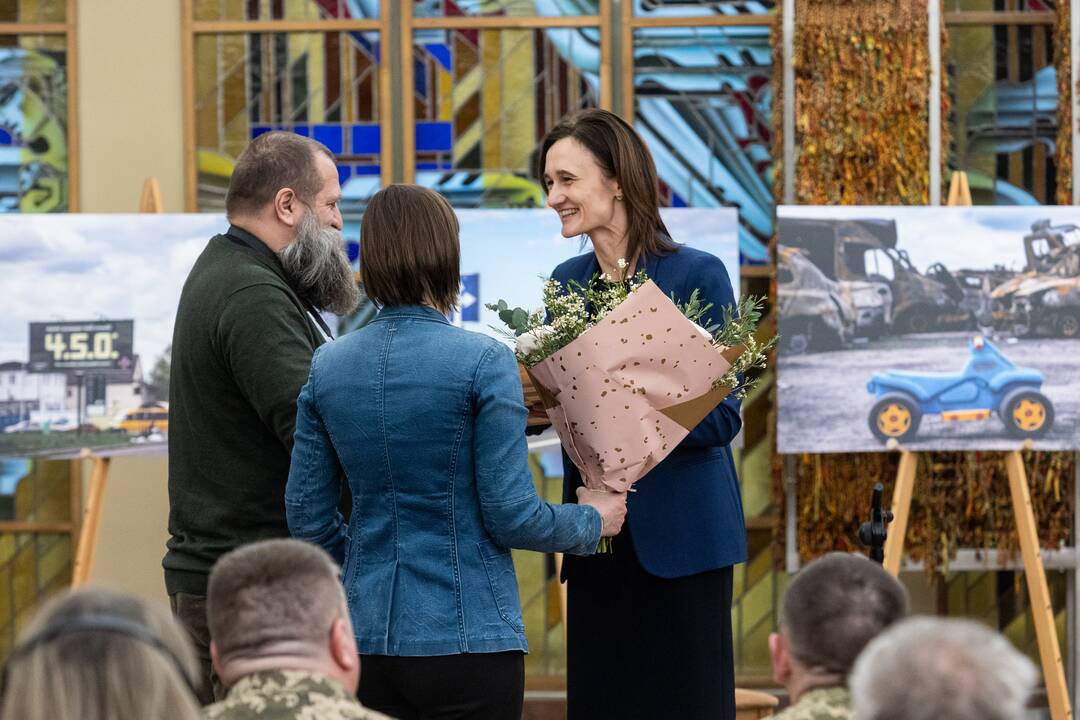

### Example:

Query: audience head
xmin=360 ymin=183 xmax=460 ymax=315
xmin=770 ymin=553 xmax=909 ymax=699
xmin=850 ymin=616 xmax=1037 ymax=720
xmin=207 ymin=538 xmax=359 ymax=693
xmin=225 ymin=131 xmax=358 ymax=315
xmin=0 ymin=587 xmax=201 ymax=720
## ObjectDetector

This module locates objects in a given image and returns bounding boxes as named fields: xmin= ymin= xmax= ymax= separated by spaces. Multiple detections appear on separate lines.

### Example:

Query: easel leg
xmin=883 ymin=451 xmax=918 ymax=576
xmin=71 ymin=456 xmax=111 ymax=588
xmin=1005 ymin=451 xmax=1073 ymax=720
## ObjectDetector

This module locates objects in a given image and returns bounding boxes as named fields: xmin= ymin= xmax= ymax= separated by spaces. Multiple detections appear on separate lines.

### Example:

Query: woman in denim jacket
xmin=285 ymin=184 xmax=626 ymax=720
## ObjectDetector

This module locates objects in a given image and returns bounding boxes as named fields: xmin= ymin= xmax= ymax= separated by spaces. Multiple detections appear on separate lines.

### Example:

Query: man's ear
xmin=769 ymin=631 xmax=792 ymax=686
xmin=329 ymin=617 xmax=357 ymax=671
xmin=274 ymin=187 xmax=302 ymax=227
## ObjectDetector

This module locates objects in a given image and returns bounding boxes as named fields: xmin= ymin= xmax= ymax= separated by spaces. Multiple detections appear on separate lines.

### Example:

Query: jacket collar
xmin=225 ymin=224 xmax=282 ymax=266
xmin=370 ymin=304 xmax=450 ymax=324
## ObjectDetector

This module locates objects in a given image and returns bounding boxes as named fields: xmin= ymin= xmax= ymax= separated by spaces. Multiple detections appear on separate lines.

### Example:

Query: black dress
xmin=565 ymin=526 xmax=735 ymax=720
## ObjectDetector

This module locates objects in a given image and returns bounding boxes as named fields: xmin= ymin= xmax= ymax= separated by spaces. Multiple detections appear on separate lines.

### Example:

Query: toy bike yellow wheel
xmin=877 ymin=404 xmax=911 ymax=436
xmin=869 ymin=394 xmax=921 ymax=443
xmin=1011 ymin=399 xmax=1046 ymax=432
xmin=1000 ymin=388 xmax=1055 ymax=440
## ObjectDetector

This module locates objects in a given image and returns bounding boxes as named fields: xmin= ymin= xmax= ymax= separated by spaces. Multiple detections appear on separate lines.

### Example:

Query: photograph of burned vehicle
xmin=777 ymin=245 xmax=857 ymax=354
xmin=992 ymin=220 xmax=1080 ymax=338
xmin=778 ymin=217 xmax=963 ymax=337
xmin=777 ymin=207 xmax=1080 ymax=454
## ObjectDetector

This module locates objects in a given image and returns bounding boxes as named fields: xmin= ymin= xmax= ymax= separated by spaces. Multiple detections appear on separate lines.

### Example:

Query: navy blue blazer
xmin=552 ymin=244 xmax=747 ymax=578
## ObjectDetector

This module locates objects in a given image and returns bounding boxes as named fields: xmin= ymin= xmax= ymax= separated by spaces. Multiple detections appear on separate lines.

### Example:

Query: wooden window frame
xmin=181 ymin=0 xmax=388 ymax=211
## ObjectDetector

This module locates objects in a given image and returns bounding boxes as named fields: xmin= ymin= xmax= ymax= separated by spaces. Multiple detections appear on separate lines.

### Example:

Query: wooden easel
xmin=883 ymin=171 xmax=1072 ymax=720
xmin=71 ymin=178 xmax=163 ymax=586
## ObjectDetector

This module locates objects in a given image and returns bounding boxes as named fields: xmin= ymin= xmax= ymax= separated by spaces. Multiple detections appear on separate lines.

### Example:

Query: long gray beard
xmin=278 ymin=212 xmax=360 ymax=316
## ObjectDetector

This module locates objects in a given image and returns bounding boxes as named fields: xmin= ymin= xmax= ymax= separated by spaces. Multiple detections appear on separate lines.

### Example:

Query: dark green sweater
xmin=164 ymin=230 xmax=325 ymax=596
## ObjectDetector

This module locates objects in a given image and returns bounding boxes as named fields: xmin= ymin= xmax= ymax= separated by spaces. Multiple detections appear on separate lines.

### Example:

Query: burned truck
xmin=777 ymin=245 xmax=857 ymax=354
xmin=779 ymin=217 xmax=964 ymax=336
xmin=992 ymin=220 xmax=1080 ymax=338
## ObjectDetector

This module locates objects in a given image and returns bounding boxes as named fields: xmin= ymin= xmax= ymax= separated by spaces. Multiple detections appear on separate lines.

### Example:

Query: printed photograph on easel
xmin=777 ymin=206 xmax=1080 ymax=453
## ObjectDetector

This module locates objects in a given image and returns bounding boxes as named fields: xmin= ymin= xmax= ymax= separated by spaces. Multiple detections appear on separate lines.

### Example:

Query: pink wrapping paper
xmin=527 ymin=280 xmax=743 ymax=493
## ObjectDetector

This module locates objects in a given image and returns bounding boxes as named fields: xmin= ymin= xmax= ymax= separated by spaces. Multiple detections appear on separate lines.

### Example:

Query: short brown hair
xmin=781 ymin=552 xmax=908 ymax=675
xmin=360 ymin=184 xmax=460 ymax=314
xmin=207 ymin=539 xmax=346 ymax=661
xmin=538 ymin=108 xmax=677 ymax=260
xmin=225 ymin=131 xmax=335 ymax=218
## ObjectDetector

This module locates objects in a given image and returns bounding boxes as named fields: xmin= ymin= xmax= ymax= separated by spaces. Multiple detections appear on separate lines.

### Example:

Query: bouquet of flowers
xmin=488 ymin=262 xmax=772 ymax=531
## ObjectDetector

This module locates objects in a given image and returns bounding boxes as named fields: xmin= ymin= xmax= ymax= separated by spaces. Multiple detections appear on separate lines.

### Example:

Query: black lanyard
xmin=224 ymin=225 xmax=335 ymax=340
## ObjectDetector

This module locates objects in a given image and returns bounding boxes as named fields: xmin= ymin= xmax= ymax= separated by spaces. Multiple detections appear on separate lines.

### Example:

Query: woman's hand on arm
xmin=575 ymin=487 xmax=627 ymax=537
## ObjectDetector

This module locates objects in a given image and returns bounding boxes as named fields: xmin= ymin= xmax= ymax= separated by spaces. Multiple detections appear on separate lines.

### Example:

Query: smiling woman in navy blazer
xmin=539 ymin=109 xmax=746 ymax=720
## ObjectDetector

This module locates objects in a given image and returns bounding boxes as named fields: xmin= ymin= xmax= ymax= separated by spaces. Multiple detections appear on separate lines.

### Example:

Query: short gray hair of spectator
xmin=207 ymin=539 xmax=346 ymax=662
xmin=781 ymin=552 xmax=909 ymax=676
xmin=850 ymin=616 xmax=1038 ymax=720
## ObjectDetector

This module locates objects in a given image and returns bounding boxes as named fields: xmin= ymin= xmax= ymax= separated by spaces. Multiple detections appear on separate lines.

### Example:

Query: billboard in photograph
xmin=1 ymin=209 xmax=739 ymax=458
xmin=0 ymin=214 xmax=221 ymax=457
xmin=777 ymin=206 xmax=1080 ymax=453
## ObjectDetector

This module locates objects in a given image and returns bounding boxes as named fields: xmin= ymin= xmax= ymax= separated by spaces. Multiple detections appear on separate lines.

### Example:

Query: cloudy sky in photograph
xmin=457 ymin=208 xmax=739 ymax=341
xmin=0 ymin=209 xmax=740 ymax=366
xmin=0 ymin=214 xmax=223 ymax=368
xmin=778 ymin=206 xmax=1080 ymax=274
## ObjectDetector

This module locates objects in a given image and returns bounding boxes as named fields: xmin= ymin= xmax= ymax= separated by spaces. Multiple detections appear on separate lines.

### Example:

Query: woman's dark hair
xmin=360 ymin=184 xmax=460 ymax=315
xmin=538 ymin=108 xmax=677 ymax=260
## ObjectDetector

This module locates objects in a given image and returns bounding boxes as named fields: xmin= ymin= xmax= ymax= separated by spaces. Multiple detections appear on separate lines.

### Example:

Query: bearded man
xmin=164 ymin=131 xmax=359 ymax=705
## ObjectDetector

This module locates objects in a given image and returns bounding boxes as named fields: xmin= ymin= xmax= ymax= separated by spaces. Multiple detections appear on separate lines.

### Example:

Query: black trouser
xmin=565 ymin=530 xmax=735 ymax=720
xmin=169 ymin=592 xmax=224 ymax=705
xmin=359 ymin=651 xmax=524 ymax=720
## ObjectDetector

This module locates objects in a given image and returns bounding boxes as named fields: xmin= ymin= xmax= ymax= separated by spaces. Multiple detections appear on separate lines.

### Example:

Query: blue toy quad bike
xmin=866 ymin=337 xmax=1053 ymax=443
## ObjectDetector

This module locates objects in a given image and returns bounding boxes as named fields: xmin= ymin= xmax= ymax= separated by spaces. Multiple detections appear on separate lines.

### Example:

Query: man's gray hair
xmin=207 ymin=539 xmax=346 ymax=662
xmin=850 ymin=617 xmax=1038 ymax=720
xmin=781 ymin=552 xmax=909 ymax=676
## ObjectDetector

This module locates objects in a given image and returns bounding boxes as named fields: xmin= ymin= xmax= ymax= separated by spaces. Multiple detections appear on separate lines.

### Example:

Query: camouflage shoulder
xmin=292 ymin=698 xmax=394 ymax=720
xmin=771 ymin=689 xmax=852 ymax=720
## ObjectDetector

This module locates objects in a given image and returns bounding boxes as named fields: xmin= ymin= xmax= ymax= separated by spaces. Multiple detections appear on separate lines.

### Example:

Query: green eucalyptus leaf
xmin=512 ymin=308 xmax=528 ymax=329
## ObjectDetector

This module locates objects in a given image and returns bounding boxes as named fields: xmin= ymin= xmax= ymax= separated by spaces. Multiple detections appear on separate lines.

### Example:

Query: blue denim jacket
xmin=286 ymin=305 xmax=601 ymax=656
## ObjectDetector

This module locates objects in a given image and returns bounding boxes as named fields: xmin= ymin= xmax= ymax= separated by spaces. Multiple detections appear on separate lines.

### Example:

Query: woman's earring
xmin=615 ymin=194 xmax=623 ymax=201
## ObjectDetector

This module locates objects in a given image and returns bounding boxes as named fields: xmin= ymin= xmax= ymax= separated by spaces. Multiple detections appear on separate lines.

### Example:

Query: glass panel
xmin=0 ymin=458 xmax=69 ymax=523
xmin=193 ymin=0 xmax=377 ymax=22
xmin=633 ymin=0 xmax=775 ymax=18
xmin=0 ymin=533 xmax=71 ymax=659
xmin=632 ymin=25 xmax=772 ymax=265
xmin=943 ymin=0 xmax=1054 ymax=13
xmin=944 ymin=570 xmax=1068 ymax=669
xmin=416 ymin=0 xmax=597 ymax=19
xmin=947 ymin=22 xmax=1057 ymax=204
xmin=0 ymin=36 xmax=69 ymax=213
xmin=0 ymin=0 xmax=65 ymax=23
xmin=194 ymin=30 xmax=382 ymax=217
xmin=412 ymin=26 xmax=599 ymax=207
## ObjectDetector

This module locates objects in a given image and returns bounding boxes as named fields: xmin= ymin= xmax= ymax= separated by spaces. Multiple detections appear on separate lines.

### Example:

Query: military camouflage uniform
xmin=203 ymin=670 xmax=391 ymax=720
xmin=772 ymin=686 xmax=852 ymax=720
